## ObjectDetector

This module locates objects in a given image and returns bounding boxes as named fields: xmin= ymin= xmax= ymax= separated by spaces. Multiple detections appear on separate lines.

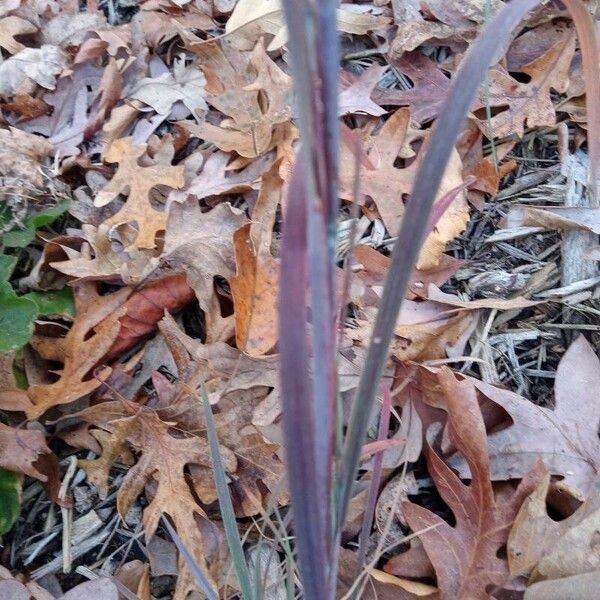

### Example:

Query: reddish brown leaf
xmin=103 ymin=274 xmax=195 ymax=362
xmin=385 ymin=368 xmax=545 ymax=600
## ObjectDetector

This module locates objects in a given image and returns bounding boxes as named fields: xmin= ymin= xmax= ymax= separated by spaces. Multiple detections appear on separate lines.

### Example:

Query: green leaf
xmin=24 ymin=288 xmax=75 ymax=319
xmin=2 ymin=200 xmax=70 ymax=248
xmin=0 ymin=468 xmax=22 ymax=535
xmin=0 ymin=255 xmax=38 ymax=353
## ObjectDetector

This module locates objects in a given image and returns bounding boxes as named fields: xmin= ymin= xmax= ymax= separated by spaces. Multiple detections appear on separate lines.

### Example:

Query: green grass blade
xmin=201 ymin=382 xmax=255 ymax=600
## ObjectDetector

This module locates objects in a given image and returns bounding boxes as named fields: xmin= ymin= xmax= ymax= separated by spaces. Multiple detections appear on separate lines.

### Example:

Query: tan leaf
xmin=94 ymin=137 xmax=185 ymax=250
xmin=225 ymin=0 xmax=391 ymax=51
xmin=1 ymin=282 xmax=131 ymax=420
xmin=339 ymin=109 xmax=468 ymax=269
xmin=481 ymin=31 xmax=576 ymax=138
xmin=339 ymin=65 xmax=387 ymax=117
xmin=524 ymin=571 xmax=600 ymax=600
xmin=508 ymin=474 xmax=600 ymax=580
xmin=159 ymin=200 xmax=249 ymax=342
xmin=231 ymin=164 xmax=281 ymax=355
xmin=189 ymin=40 xmax=292 ymax=157
xmin=0 ymin=16 xmax=37 ymax=54
xmin=0 ymin=423 xmax=52 ymax=480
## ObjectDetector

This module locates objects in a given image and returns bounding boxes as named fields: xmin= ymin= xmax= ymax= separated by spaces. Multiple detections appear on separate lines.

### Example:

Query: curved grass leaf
xmin=0 ymin=468 xmax=21 ymax=535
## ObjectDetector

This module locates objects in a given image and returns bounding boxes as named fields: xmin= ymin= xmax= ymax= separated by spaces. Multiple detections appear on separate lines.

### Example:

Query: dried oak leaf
xmin=339 ymin=65 xmax=387 ymax=117
xmin=0 ymin=45 xmax=66 ymax=96
xmin=508 ymin=473 xmax=600 ymax=582
xmin=0 ymin=282 xmax=130 ymax=420
xmin=385 ymin=368 xmax=544 ymax=600
xmin=158 ymin=199 xmax=249 ymax=342
xmin=77 ymin=404 xmax=229 ymax=599
xmin=0 ymin=422 xmax=53 ymax=480
xmin=339 ymin=108 xmax=468 ymax=269
xmin=448 ymin=336 xmax=600 ymax=495
xmin=231 ymin=163 xmax=281 ymax=355
xmin=189 ymin=39 xmax=292 ymax=158
xmin=481 ymin=30 xmax=576 ymax=139
xmin=225 ymin=0 xmax=391 ymax=51
xmin=0 ymin=16 xmax=37 ymax=54
xmin=94 ymin=137 xmax=185 ymax=250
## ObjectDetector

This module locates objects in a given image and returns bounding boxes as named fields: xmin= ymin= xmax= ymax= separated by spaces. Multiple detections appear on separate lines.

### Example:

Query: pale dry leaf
xmin=339 ymin=65 xmax=388 ymax=117
xmin=0 ymin=282 xmax=131 ymax=420
xmin=94 ymin=137 xmax=185 ymax=250
xmin=0 ymin=45 xmax=67 ymax=96
xmin=42 ymin=12 xmax=107 ymax=48
xmin=0 ymin=16 xmax=37 ymax=54
xmin=449 ymin=336 xmax=600 ymax=495
xmin=0 ymin=566 xmax=53 ymax=600
xmin=225 ymin=0 xmax=391 ymax=51
xmin=128 ymin=56 xmax=207 ymax=117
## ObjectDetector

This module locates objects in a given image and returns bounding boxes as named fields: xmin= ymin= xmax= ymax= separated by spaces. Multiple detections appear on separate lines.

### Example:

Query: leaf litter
xmin=0 ymin=1 xmax=599 ymax=599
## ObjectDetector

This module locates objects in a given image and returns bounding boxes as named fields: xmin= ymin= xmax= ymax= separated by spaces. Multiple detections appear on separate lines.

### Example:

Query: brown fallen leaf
xmin=2 ymin=93 xmax=52 ymax=122
xmin=448 ymin=336 xmax=600 ymax=495
xmin=116 ymin=560 xmax=151 ymax=600
xmin=373 ymin=52 xmax=453 ymax=124
xmin=103 ymin=274 xmax=196 ymax=362
xmin=339 ymin=65 xmax=387 ymax=117
xmin=231 ymin=163 xmax=281 ymax=355
xmin=188 ymin=40 xmax=292 ymax=158
xmin=385 ymin=368 xmax=544 ymax=600
xmin=94 ymin=137 xmax=185 ymax=250
xmin=0 ymin=422 xmax=53 ymax=481
xmin=157 ymin=200 xmax=249 ymax=342
xmin=340 ymin=109 xmax=468 ymax=269
xmin=480 ymin=30 xmax=576 ymax=139
xmin=508 ymin=473 xmax=600 ymax=581
xmin=0 ymin=282 xmax=131 ymax=420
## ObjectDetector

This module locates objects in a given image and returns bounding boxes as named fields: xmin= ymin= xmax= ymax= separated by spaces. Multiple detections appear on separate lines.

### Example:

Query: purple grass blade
xmin=354 ymin=385 xmax=392 ymax=579
xmin=278 ymin=158 xmax=329 ymax=600
xmin=280 ymin=3 xmax=341 ymax=598
xmin=337 ymin=0 xmax=544 ymax=531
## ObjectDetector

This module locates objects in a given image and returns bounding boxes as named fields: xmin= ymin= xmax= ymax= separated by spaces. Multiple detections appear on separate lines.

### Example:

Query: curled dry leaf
xmin=231 ymin=163 xmax=281 ymax=355
xmin=0 ymin=45 xmax=66 ymax=96
xmin=385 ymin=368 xmax=544 ymax=600
xmin=449 ymin=336 xmax=600 ymax=495
xmin=94 ymin=137 xmax=185 ymax=250
xmin=504 ymin=205 xmax=600 ymax=234
xmin=0 ymin=16 xmax=37 ymax=54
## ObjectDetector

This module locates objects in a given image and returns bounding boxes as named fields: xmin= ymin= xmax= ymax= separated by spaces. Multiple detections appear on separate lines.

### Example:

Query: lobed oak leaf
xmin=339 ymin=108 xmax=469 ymax=269
xmin=189 ymin=40 xmax=292 ymax=158
xmin=231 ymin=163 xmax=281 ymax=355
xmin=339 ymin=65 xmax=388 ymax=117
xmin=508 ymin=473 xmax=600 ymax=582
xmin=385 ymin=368 xmax=545 ymax=600
xmin=159 ymin=200 xmax=249 ymax=342
xmin=480 ymin=30 xmax=576 ymax=139
xmin=449 ymin=335 xmax=600 ymax=495
xmin=0 ymin=282 xmax=131 ymax=420
xmin=94 ymin=137 xmax=185 ymax=250
xmin=77 ymin=403 xmax=231 ymax=599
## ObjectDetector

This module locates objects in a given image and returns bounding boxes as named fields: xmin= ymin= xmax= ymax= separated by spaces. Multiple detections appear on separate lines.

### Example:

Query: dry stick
xmin=59 ymin=456 xmax=77 ymax=574
xmin=557 ymin=123 xmax=599 ymax=338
